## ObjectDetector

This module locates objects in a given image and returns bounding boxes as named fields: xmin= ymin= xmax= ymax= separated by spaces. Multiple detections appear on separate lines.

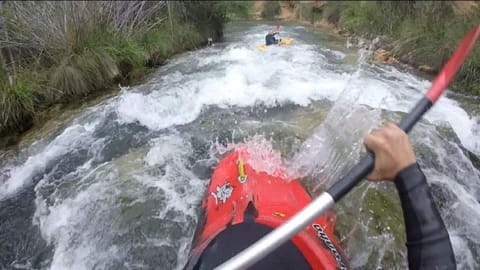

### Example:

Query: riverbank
xmin=255 ymin=1 xmax=480 ymax=95
xmin=0 ymin=2 xmax=230 ymax=146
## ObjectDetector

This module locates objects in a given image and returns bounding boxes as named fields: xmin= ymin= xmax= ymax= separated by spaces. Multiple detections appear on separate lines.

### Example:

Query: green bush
xmin=320 ymin=1 xmax=480 ymax=95
xmin=141 ymin=27 xmax=175 ymax=66
xmin=262 ymin=1 xmax=281 ymax=20
xmin=183 ymin=1 xmax=228 ymax=41
xmin=104 ymin=39 xmax=145 ymax=79
xmin=339 ymin=2 xmax=379 ymax=35
xmin=0 ymin=74 xmax=37 ymax=132
xmin=453 ymin=51 xmax=480 ymax=95
xmin=222 ymin=1 xmax=254 ymax=20
xmin=322 ymin=2 xmax=344 ymax=25
xmin=174 ymin=23 xmax=203 ymax=51
xmin=296 ymin=2 xmax=314 ymax=23
xmin=50 ymin=48 xmax=119 ymax=99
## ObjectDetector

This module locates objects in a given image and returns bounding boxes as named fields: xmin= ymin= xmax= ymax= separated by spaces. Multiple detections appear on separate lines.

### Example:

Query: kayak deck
xmin=187 ymin=148 xmax=347 ymax=269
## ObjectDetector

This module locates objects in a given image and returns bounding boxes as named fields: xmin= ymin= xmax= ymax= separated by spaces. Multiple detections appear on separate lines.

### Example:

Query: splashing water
xmin=287 ymin=62 xmax=382 ymax=192
xmin=211 ymin=135 xmax=288 ymax=178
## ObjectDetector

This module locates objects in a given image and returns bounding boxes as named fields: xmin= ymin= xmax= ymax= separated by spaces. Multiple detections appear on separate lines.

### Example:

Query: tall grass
xmin=0 ymin=1 xmax=227 ymax=136
xmin=299 ymin=1 xmax=480 ymax=95
xmin=0 ymin=72 xmax=37 ymax=132
xmin=50 ymin=48 xmax=120 ymax=99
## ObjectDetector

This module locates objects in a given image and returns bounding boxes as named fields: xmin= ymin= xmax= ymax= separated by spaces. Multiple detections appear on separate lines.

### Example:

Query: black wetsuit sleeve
xmin=394 ymin=163 xmax=456 ymax=270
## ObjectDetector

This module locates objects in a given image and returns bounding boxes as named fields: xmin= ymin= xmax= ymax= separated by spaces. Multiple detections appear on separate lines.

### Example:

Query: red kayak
xmin=185 ymin=147 xmax=348 ymax=269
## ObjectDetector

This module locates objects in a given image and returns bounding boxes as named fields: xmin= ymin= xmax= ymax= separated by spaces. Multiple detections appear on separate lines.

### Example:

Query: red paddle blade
xmin=426 ymin=24 xmax=480 ymax=103
xmin=276 ymin=23 xmax=280 ymax=31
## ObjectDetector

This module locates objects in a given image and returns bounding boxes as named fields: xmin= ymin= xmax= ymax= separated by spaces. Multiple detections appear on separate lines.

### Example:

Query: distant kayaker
xmin=274 ymin=31 xmax=280 ymax=43
xmin=265 ymin=30 xmax=280 ymax=46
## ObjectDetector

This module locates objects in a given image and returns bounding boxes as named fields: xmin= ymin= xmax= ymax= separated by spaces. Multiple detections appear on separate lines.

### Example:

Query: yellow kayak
xmin=256 ymin=38 xmax=294 ymax=51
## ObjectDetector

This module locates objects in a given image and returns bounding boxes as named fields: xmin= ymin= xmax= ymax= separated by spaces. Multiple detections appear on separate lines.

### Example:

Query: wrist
xmin=394 ymin=162 xmax=426 ymax=193
xmin=393 ymin=160 xmax=417 ymax=180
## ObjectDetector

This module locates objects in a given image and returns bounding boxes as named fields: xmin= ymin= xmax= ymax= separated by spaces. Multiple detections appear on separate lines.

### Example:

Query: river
xmin=0 ymin=22 xmax=479 ymax=270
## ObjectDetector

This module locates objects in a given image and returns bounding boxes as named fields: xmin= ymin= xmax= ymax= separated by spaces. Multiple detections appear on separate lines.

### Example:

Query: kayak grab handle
xmin=237 ymin=159 xmax=248 ymax=183
xmin=215 ymin=24 xmax=480 ymax=270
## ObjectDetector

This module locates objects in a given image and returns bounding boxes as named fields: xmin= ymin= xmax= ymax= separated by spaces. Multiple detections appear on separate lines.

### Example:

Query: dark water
xmin=0 ymin=22 xmax=479 ymax=270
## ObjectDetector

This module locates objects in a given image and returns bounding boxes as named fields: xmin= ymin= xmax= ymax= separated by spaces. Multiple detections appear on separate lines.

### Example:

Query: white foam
xmin=143 ymin=135 xmax=205 ymax=217
xmin=34 ymin=134 xmax=204 ymax=270
xmin=35 ymin=180 xmax=121 ymax=270
xmin=347 ymin=65 xmax=480 ymax=156
xmin=320 ymin=48 xmax=346 ymax=59
xmin=115 ymin=30 xmax=480 ymax=160
xmin=0 ymin=122 xmax=98 ymax=200
xmin=451 ymin=235 xmax=478 ymax=269
xmin=212 ymin=135 xmax=288 ymax=178
xmin=145 ymin=135 xmax=189 ymax=167
xmin=427 ymin=169 xmax=480 ymax=226
xmin=428 ymin=98 xmax=480 ymax=155
xmin=116 ymin=42 xmax=350 ymax=131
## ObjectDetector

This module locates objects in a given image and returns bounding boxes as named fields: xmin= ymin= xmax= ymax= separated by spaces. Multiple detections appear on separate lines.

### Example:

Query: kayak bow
xmin=185 ymin=148 xmax=347 ymax=269
xmin=257 ymin=38 xmax=294 ymax=51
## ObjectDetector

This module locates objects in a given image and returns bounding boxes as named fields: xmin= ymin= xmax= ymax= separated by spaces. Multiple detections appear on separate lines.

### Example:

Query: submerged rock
xmin=418 ymin=64 xmax=436 ymax=74
xmin=373 ymin=49 xmax=399 ymax=64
